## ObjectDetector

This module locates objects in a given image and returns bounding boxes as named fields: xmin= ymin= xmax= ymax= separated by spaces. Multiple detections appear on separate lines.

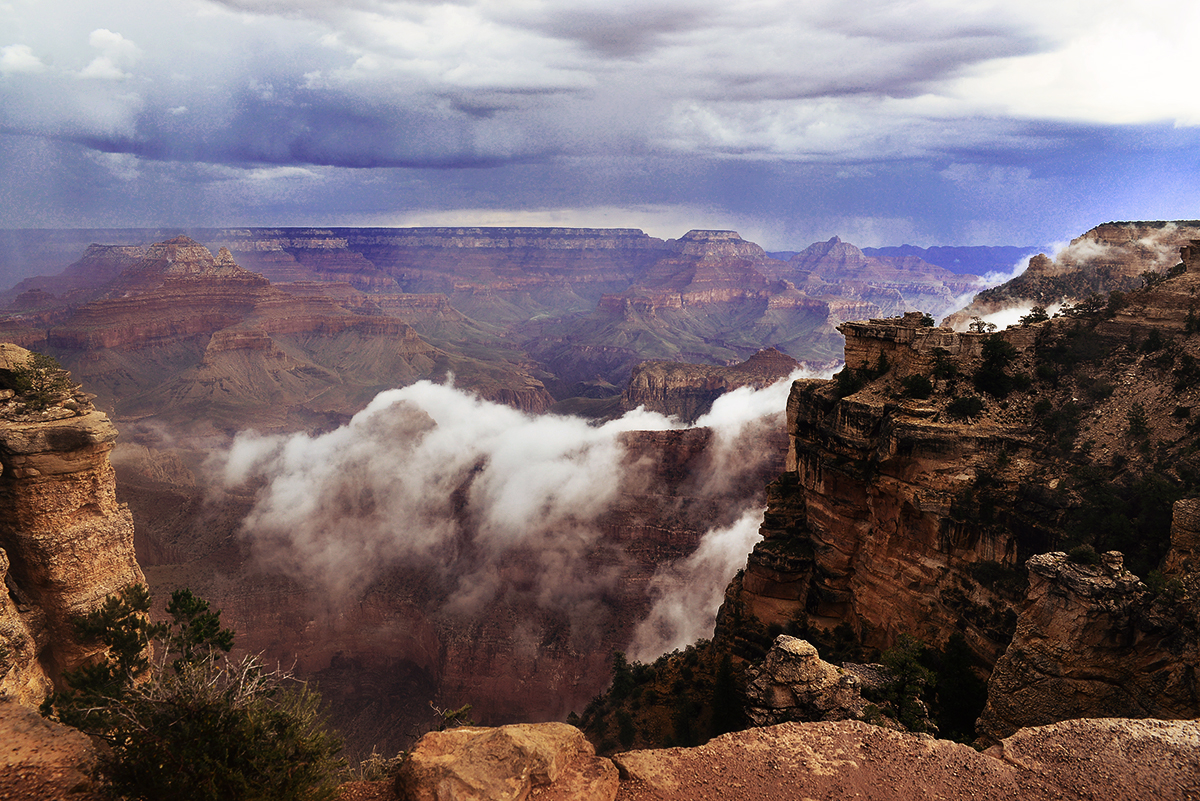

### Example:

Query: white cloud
xmin=946 ymin=2 xmax=1200 ymax=126
xmin=79 ymin=29 xmax=141 ymax=80
xmin=0 ymin=44 xmax=45 ymax=74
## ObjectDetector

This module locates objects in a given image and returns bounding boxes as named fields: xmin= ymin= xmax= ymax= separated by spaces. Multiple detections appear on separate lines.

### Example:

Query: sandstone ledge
xmin=612 ymin=718 xmax=1200 ymax=801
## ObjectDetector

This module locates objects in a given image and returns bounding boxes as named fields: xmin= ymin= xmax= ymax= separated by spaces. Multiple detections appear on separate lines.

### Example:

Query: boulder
xmin=743 ymin=635 xmax=868 ymax=726
xmin=395 ymin=723 xmax=617 ymax=801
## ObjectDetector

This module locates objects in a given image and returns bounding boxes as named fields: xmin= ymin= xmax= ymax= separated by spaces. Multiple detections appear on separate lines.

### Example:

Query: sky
xmin=2 ymin=0 xmax=1198 ymax=249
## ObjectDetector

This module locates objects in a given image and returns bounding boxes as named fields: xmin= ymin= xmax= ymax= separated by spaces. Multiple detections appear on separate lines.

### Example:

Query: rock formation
xmin=976 ymin=551 xmax=1200 ymax=744
xmin=0 ymin=343 xmax=145 ymax=699
xmin=396 ymin=722 xmax=617 ymax=801
xmin=1 ymin=236 xmax=553 ymax=428
xmin=715 ymin=239 xmax=1200 ymax=739
xmin=778 ymin=236 xmax=987 ymax=319
xmin=742 ymin=635 xmax=868 ymax=726
xmin=947 ymin=220 xmax=1200 ymax=326
xmin=621 ymin=347 xmax=816 ymax=422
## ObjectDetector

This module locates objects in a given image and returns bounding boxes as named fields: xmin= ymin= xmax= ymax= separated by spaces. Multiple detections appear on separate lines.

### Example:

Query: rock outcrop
xmin=976 ymin=551 xmax=1200 ymax=744
xmin=621 ymin=347 xmax=811 ymax=422
xmin=947 ymin=220 xmax=1200 ymax=326
xmin=716 ymin=241 xmax=1200 ymax=739
xmin=611 ymin=718 xmax=1200 ymax=801
xmin=742 ymin=635 xmax=868 ymax=726
xmin=0 ymin=344 xmax=145 ymax=698
xmin=396 ymin=723 xmax=617 ymax=801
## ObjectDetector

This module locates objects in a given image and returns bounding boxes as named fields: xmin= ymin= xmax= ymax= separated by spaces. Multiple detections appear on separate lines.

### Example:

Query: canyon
xmin=2 ymin=221 xmax=1199 ymax=794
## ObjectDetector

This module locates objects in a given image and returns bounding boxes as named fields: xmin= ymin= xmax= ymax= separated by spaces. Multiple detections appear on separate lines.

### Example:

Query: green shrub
xmin=1128 ymin=403 xmax=1150 ymax=438
xmin=931 ymin=349 xmax=959 ymax=380
xmin=5 ymin=351 xmax=73 ymax=411
xmin=43 ymin=586 xmax=344 ymax=801
xmin=1145 ymin=570 xmax=1185 ymax=600
xmin=946 ymin=395 xmax=985 ymax=420
xmin=900 ymin=374 xmax=934 ymax=399
xmin=1140 ymin=329 xmax=1166 ymax=353
xmin=973 ymin=335 xmax=1021 ymax=397
xmin=1019 ymin=305 xmax=1050 ymax=326
xmin=1067 ymin=544 xmax=1101 ymax=565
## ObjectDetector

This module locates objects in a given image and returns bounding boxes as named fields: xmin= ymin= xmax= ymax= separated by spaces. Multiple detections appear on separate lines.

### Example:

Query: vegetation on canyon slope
xmin=43 ymin=586 xmax=344 ymax=801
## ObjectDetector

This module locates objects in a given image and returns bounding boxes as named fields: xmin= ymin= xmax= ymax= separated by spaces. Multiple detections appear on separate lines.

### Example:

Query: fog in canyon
xmin=211 ymin=368 xmax=827 ymax=663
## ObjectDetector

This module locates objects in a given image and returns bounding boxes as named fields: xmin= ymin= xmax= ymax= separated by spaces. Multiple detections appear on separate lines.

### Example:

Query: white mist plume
xmin=944 ymin=254 xmax=1038 ymax=321
xmin=214 ymin=368 xmax=824 ymax=656
xmin=626 ymin=507 xmax=764 ymax=662
xmin=218 ymin=382 xmax=679 ymax=602
xmin=975 ymin=301 xmax=1065 ymax=332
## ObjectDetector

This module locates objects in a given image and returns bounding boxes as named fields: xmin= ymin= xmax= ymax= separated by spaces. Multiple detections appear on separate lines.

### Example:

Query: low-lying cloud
xmin=213 ymin=369 xmax=823 ymax=658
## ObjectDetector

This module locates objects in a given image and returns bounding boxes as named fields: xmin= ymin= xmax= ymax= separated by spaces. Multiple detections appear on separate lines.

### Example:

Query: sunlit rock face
xmin=0 ymin=344 xmax=145 ymax=700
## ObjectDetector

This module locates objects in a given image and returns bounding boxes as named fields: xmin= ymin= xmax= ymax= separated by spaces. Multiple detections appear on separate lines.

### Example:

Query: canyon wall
xmin=948 ymin=220 xmax=1200 ymax=326
xmin=0 ymin=344 xmax=145 ymax=702
xmin=717 ymin=243 xmax=1200 ymax=737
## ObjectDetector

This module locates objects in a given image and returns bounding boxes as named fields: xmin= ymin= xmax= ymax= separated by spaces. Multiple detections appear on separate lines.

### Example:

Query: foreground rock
xmin=0 ymin=695 xmax=100 ymax=800
xmin=613 ymin=718 xmax=1200 ymax=801
xmin=396 ymin=722 xmax=617 ymax=801
xmin=977 ymin=551 xmax=1200 ymax=744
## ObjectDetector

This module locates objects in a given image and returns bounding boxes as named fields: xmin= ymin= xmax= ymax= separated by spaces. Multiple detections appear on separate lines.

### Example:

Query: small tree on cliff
xmin=43 ymin=585 xmax=344 ymax=801
xmin=6 ymin=351 xmax=73 ymax=410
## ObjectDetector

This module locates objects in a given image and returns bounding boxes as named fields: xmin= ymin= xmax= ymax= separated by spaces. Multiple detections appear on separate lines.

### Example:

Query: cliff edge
xmin=0 ymin=343 xmax=145 ymax=702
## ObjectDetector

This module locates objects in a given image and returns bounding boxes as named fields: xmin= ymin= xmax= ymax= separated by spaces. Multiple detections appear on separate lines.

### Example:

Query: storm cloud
xmin=2 ymin=0 xmax=1198 ymax=247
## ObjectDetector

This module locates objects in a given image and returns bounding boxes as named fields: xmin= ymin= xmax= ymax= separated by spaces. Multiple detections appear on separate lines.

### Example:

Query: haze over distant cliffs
xmin=0 ymin=226 xmax=997 ymax=425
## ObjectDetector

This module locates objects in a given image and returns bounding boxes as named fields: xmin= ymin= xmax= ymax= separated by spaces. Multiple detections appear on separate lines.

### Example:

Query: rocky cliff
xmin=947 ymin=220 xmax=1200 ymax=326
xmin=715 ymin=240 xmax=1200 ymax=738
xmin=976 ymin=550 xmax=1199 ymax=744
xmin=621 ymin=347 xmax=812 ymax=422
xmin=0 ymin=344 xmax=145 ymax=702
xmin=0 ymin=236 xmax=554 ymax=429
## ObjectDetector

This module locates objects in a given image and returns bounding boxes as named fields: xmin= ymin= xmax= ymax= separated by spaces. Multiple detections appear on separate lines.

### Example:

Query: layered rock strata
xmin=742 ymin=635 xmax=868 ymax=726
xmin=717 ymin=249 xmax=1200 ymax=737
xmin=717 ymin=313 xmax=1034 ymax=668
xmin=621 ymin=347 xmax=808 ymax=422
xmin=0 ymin=344 xmax=145 ymax=697
xmin=976 ymin=551 xmax=1200 ymax=744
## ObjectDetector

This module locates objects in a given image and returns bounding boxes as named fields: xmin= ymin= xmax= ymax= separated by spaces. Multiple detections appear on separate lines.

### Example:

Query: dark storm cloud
xmin=516 ymin=4 xmax=716 ymax=58
xmin=1 ymin=0 xmax=1198 ymax=247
